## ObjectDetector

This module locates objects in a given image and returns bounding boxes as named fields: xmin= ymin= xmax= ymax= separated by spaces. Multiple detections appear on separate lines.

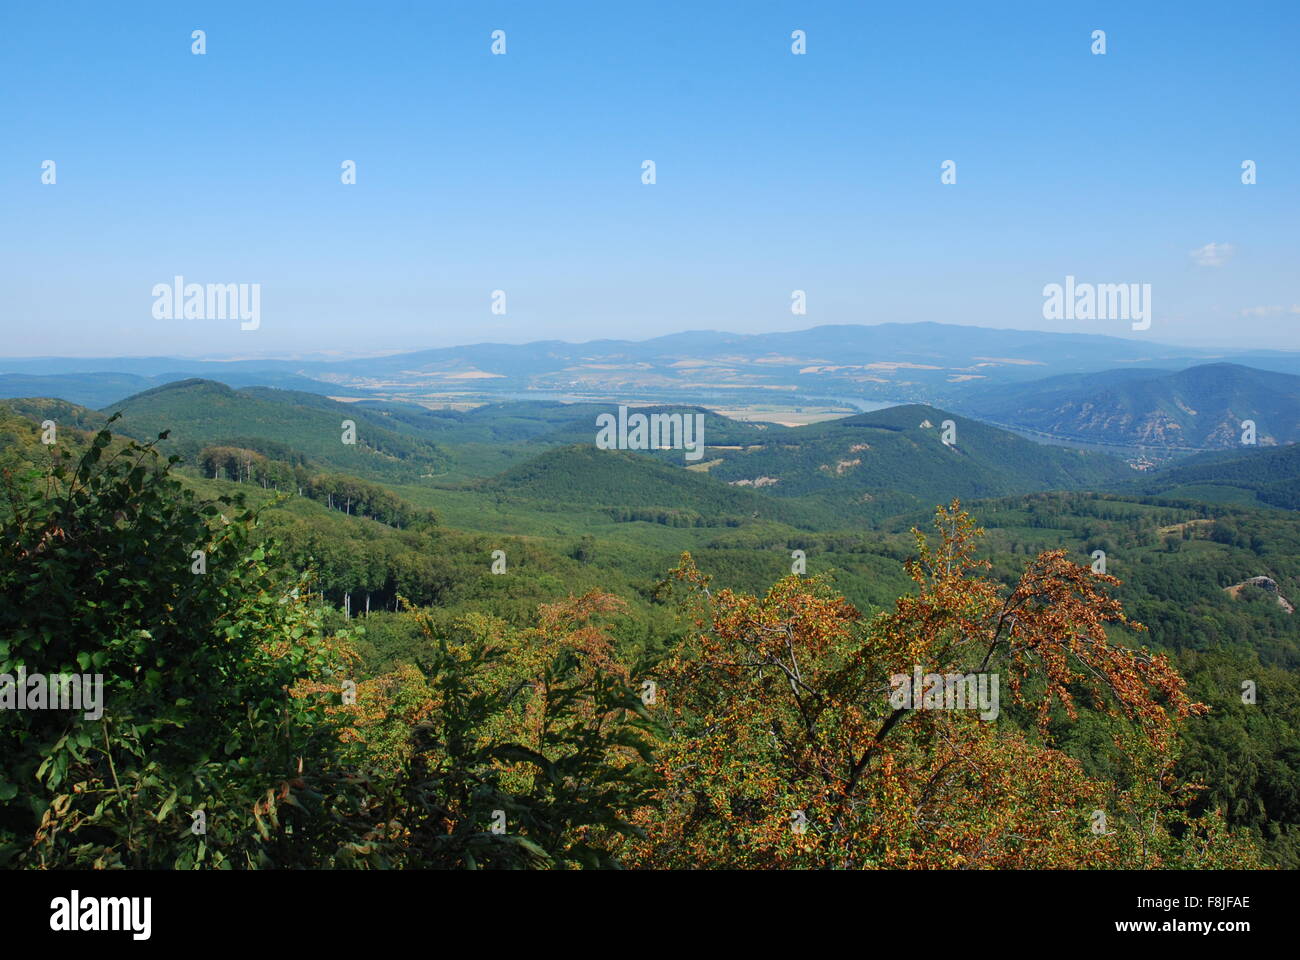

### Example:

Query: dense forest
xmin=1 ymin=391 xmax=1296 ymax=868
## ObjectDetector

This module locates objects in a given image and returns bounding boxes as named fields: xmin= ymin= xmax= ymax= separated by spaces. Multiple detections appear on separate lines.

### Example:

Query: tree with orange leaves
xmin=624 ymin=501 xmax=1262 ymax=869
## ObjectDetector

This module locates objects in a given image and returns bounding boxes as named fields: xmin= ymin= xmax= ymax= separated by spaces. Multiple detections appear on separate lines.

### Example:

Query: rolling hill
xmin=685 ymin=403 xmax=1134 ymax=516
xmin=481 ymin=443 xmax=833 ymax=528
xmin=1118 ymin=443 xmax=1300 ymax=509
xmin=100 ymin=379 xmax=449 ymax=481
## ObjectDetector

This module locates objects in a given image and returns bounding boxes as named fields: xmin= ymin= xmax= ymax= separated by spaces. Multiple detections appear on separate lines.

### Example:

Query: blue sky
xmin=2 ymin=0 xmax=1297 ymax=357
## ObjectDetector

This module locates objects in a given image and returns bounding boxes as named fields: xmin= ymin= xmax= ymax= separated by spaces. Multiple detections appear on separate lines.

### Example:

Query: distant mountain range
xmin=954 ymin=363 xmax=1300 ymax=450
xmin=4 ymin=323 xmax=1300 ymax=408
xmin=0 ymin=370 xmax=352 ymax=409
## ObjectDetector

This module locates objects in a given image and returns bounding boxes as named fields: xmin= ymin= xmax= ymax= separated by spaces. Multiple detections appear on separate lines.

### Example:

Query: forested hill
xmin=1115 ymin=443 xmax=1300 ymax=510
xmin=100 ymin=378 xmax=450 ymax=481
xmin=691 ymin=403 xmax=1133 ymax=515
xmin=483 ymin=443 xmax=835 ymax=529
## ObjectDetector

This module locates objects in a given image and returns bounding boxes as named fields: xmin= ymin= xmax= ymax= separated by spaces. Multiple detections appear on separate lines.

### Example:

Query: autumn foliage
xmin=620 ymin=501 xmax=1261 ymax=868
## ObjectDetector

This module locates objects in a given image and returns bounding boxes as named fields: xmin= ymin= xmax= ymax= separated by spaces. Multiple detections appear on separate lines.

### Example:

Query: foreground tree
xmin=627 ymin=502 xmax=1262 ymax=868
xmin=0 ymin=421 xmax=357 ymax=868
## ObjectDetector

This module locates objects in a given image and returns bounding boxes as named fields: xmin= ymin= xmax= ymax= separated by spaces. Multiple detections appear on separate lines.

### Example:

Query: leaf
xmin=154 ymin=790 xmax=179 ymax=823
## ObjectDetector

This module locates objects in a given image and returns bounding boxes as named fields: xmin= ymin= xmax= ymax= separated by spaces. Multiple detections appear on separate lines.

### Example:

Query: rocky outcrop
xmin=1224 ymin=576 xmax=1295 ymax=614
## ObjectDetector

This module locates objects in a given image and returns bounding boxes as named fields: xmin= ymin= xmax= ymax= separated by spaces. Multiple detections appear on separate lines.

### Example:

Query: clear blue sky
xmin=2 ymin=0 xmax=1297 ymax=357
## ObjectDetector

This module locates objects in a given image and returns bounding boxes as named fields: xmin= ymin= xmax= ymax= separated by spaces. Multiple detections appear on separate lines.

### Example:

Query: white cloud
xmin=1190 ymin=242 xmax=1235 ymax=267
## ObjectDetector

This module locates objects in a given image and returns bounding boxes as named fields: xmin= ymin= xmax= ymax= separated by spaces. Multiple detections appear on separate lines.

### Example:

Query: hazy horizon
xmin=4 ymin=319 xmax=1300 ymax=364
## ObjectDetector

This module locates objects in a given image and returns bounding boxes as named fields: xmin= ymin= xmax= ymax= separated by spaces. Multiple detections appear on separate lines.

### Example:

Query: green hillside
xmin=103 ymin=379 xmax=450 ymax=481
xmin=1118 ymin=444 xmax=1300 ymax=510
xmin=696 ymin=403 xmax=1132 ymax=514
xmin=483 ymin=442 xmax=834 ymax=528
